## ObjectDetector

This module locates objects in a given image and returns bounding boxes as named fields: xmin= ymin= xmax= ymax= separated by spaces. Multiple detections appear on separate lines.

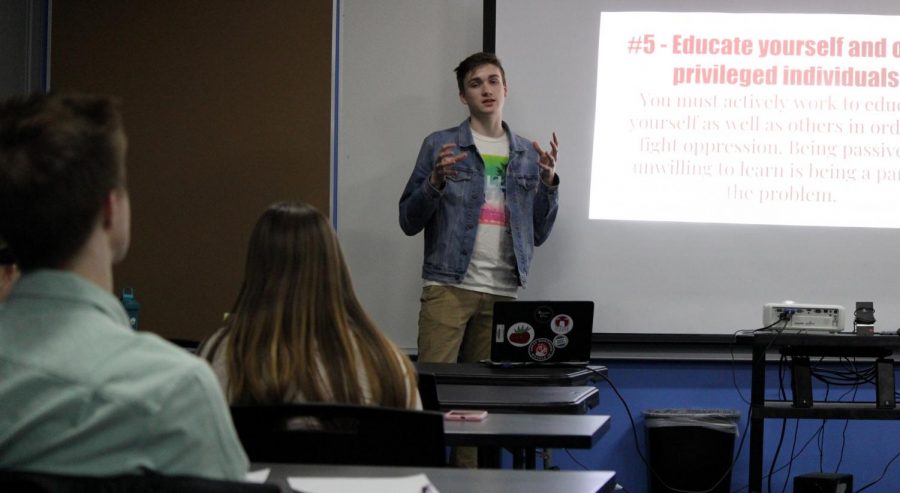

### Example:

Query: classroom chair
xmin=0 ymin=469 xmax=279 ymax=492
xmin=417 ymin=371 xmax=441 ymax=411
xmin=230 ymin=403 xmax=446 ymax=467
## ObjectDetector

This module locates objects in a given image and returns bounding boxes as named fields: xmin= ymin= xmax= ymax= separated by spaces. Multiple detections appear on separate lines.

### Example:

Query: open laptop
xmin=486 ymin=301 xmax=594 ymax=366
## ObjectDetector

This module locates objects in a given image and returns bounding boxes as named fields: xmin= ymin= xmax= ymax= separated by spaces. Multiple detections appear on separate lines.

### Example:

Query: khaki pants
xmin=417 ymin=285 xmax=514 ymax=468
xmin=417 ymin=285 xmax=514 ymax=363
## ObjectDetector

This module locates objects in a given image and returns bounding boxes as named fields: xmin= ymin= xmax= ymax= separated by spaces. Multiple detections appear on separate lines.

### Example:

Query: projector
xmin=763 ymin=302 xmax=845 ymax=332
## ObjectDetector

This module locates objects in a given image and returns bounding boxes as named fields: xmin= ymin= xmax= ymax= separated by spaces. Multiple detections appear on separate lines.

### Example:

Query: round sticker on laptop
xmin=528 ymin=338 xmax=555 ymax=361
xmin=550 ymin=314 xmax=574 ymax=335
xmin=553 ymin=335 xmax=569 ymax=348
xmin=507 ymin=323 xmax=535 ymax=347
xmin=533 ymin=305 xmax=555 ymax=323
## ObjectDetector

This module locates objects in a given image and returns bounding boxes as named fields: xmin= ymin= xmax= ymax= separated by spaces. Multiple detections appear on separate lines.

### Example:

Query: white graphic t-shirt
xmin=457 ymin=129 xmax=518 ymax=297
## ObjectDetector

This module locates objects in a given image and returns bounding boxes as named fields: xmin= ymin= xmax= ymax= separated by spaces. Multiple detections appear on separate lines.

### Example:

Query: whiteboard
xmin=337 ymin=0 xmax=483 ymax=349
xmin=337 ymin=0 xmax=900 ymax=348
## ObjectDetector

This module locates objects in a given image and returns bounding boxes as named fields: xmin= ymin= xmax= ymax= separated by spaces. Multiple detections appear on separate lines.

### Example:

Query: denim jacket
xmin=399 ymin=120 xmax=559 ymax=288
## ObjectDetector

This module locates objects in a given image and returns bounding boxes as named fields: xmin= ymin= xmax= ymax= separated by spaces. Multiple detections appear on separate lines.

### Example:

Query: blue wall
xmin=547 ymin=360 xmax=900 ymax=493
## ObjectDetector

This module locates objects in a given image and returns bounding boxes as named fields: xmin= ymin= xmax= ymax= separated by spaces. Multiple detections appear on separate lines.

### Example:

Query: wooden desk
xmin=445 ymin=413 xmax=610 ymax=469
xmin=437 ymin=384 xmax=599 ymax=415
xmin=255 ymin=462 xmax=617 ymax=493
xmin=417 ymin=362 xmax=607 ymax=386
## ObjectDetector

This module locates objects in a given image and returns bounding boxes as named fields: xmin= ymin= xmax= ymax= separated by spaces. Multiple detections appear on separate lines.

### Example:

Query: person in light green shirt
xmin=0 ymin=93 xmax=248 ymax=479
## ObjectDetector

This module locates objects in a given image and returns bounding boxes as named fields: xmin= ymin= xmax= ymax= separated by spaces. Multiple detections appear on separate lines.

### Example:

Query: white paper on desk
xmin=246 ymin=468 xmax=271 ymax=483
xmin=288 ymin=473 xmax=440 ymax=493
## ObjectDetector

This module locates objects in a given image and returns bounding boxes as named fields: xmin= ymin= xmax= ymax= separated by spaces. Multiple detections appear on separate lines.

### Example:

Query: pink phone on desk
xmin=444 ymin=409 xmax=488 ymax=421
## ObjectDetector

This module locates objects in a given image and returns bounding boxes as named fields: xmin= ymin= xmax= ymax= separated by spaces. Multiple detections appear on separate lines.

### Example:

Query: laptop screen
xmin=490 ymin=301 xmax=594 ymax=365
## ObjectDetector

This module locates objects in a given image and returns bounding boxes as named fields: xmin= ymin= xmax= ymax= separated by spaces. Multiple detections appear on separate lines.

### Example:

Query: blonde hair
xmin=209 ymin=202 xmax=416 ymax=408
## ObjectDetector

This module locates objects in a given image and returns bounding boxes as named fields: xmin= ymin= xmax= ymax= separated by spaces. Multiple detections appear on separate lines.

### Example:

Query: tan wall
xmin=51 ymin=1 xmax=333 ymax=342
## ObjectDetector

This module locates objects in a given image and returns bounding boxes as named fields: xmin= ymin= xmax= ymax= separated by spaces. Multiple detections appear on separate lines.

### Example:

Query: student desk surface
xmin=255 ymin=463 xmax=617 ymax=493
xmin=443 ymin=413 xmax=610 ymax=449
xmin=437 ymin=384 xmax=600 ymax=414
xmin=416 ymin=362 xmax=607 ymax=386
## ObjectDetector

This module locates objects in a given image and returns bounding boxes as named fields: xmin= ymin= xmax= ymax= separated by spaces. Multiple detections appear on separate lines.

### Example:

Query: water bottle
xmin=120 ymin=287 xmax=141 ymax=330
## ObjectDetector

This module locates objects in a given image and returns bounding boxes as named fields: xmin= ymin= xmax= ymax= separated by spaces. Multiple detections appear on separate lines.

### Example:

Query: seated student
xmin=0 ymin=242 xmax=18 ymax=303
xmin=0 ymin=93 xmax=248 ymax=479
xmin=198 ymin=201 xmax=421 ymax=409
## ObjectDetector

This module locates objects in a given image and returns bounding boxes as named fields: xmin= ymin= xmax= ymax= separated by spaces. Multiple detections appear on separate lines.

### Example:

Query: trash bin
xmin=643 ymin=408 xmax=740 ymax=493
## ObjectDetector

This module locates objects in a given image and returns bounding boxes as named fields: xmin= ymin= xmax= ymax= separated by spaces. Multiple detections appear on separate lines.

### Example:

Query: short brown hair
xmin=454 ymin=52 xmax=507 ymax=93
xmin=0 ymin=93 xmax=126 ymax=271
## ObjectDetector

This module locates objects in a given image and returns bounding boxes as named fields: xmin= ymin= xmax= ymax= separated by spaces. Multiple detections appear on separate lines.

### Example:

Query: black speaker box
xmin=790 ymin=356 xmax=813 ymax=408
xmin=875 ymin=358 xmax=896 ymax=409
xmin=794 ymin=473 xmax=853 ymax=493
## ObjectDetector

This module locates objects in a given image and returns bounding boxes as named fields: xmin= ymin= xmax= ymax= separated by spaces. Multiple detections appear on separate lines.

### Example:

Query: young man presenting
xmin=399 ymin=52 xmax=560 ymax=365
xmin=0 ymin=93 xmax=248 ymax=479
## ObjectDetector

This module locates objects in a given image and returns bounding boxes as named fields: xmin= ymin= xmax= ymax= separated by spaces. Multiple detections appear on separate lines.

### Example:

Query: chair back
xmin=0 ymin=469 xmax=279 ymax=493
xmin=417 ymin=372 xmax=441 ymax=411
xmin=230 ymin=403 xmax=446 ymax=467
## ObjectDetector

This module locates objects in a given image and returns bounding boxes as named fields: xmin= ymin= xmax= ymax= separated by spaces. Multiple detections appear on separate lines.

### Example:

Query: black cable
xmin=729 ymin=328 xmax=756 ymax=405
xmin=588 ymin=370 xmax=650 ymax=466
xmin=779 ymin=355 xmax=891 ymax=485
xmin=828 ymin=358 xmax=876 ymax=381
xmin=731 ymin=326 xmax=894 ymax=491
xmin=807 ymin=353 xmax=885 ymax=480
xmin=589 ymin=367 xmax=748 ymax=493
xmin=728 ymin=325 xmax=784 ymax=493
xmin=825 ymin=355 xmax=900 ymax=492
xmin=767 ymin=355 xmax=789 ymax=493
xmin=780 ymin=355 xmax=865 ymax=481
xmin=832 ymin=377 xmax=858 ymax=473
xmin=742 ymin=327 xmax=787 ymax=493
xmin=812 ymin=364 xmax=875 ymax=387
xmin=768 ymin=416 xmax=787 ymax=493
xmin=813 ymin=372 xmax=874 ymax=386
xmin=818 ymin=381 xmax=831 ymax=474
xmin=834 ymin=419 xmax=850 ymax=473
xmin=733 ymin=326 xmax=831 ymax=493
xmin=732 ymin=421 xmax=832 ymax=492
xmin=813 ymin=366 xmax=874 ymax=382
xmin=778 ymin=354 xmax=788 ymax=401
xmin=772 ymin=422 xmax=826 ymax=490
xmin=755 ymin=315 xmax=794 ymax=333
xmin=855 ymin=449 xmax=900 ymax=492
xmin=563 ymin=447 xmax=590 ymax=470
xmin=780 ymin=419 xmax=801 ymax=493
xmin=770 ymin=352 xmax=833 ymax=492
xmin=817 ymin=411 xmax=827 ymax=470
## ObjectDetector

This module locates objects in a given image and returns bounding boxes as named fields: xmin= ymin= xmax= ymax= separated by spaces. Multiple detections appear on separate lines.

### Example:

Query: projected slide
xmin=590 ymin=12 xmax=900 ymax=228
